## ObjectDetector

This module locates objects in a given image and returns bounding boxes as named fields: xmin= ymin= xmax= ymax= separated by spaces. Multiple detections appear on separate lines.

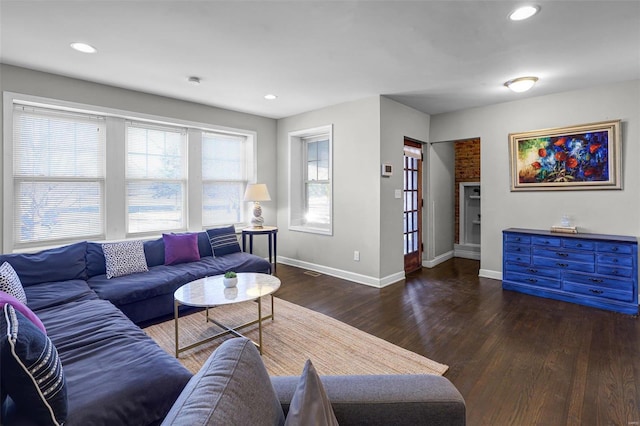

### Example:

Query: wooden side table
xmin=242 ymin=226 xmax=278 ymax=271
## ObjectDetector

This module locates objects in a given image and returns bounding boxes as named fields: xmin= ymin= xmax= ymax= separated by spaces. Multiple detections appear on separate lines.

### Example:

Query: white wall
xmin=427 ymin=142 xmax=456 ymax=260
xmin=430 ymin=80 xmax=640 ymax=278
xmin=379 ymin=97 xmax=430 ymax=278
xmin=0 ymin=64 xmax=277 ymax=254
xmin=276 ymin=97 xmax=383 ymax=284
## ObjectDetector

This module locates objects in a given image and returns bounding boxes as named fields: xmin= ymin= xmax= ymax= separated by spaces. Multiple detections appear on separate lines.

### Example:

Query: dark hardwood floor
xmin=273 ymin=258 xmax=640 ymax=426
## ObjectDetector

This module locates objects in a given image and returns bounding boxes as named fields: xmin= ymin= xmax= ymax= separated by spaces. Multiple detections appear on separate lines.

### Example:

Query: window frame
xmin=288 ymin=124 xmax=333 ymax=236
xmin=9 ymin=104 xmax=107 ymax=249
xmin=201 ymin=130 xmax=254 ymax=227
xmin=3 ymin=92 xmax=257 ymax=252
xmin=125 ymin=121 xmax=188 ymax=236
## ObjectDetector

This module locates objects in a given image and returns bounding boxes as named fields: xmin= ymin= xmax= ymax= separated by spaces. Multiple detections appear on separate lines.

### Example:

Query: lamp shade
xmin=244 ymin=183 xmax=271 ymax=202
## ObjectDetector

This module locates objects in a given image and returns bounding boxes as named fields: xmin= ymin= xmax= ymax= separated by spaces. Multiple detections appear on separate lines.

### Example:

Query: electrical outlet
xmin=353 ymin=250 xmax=360 ymax=261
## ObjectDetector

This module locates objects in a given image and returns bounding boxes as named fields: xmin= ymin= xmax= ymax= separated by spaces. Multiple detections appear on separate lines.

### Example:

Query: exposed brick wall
xmin=454 ymin=139 xmax=481 ymax=243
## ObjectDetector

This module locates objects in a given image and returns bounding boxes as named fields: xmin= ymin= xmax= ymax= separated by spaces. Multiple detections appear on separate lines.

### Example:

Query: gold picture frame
xmin=509 ymin=120 xmax=622 ymax=191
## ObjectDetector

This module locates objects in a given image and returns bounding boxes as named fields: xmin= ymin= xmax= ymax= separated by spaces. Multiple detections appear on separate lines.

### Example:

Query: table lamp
xmin=244 ymin=183 xmax=271 ymax=228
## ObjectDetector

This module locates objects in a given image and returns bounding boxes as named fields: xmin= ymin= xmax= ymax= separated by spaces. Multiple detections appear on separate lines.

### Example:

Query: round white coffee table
xmin=174 ymin=273 xmax=281 ymax=357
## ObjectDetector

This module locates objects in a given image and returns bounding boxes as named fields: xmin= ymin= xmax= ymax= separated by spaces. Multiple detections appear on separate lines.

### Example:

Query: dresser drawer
xmin=533 ymin=256 xmax=595 ymax=273
xmin=506 ymin=272 xmax=561 ymax=289
xmin=505 ymin=234 xmax=531 ymax=244
xmin=505 ymin=253 xmax=531 ymax=264
xmin=506 ymin=263 xmax=560 ymax=279
xmin=597 ymin=253 xmax=633 ymax=267
xmin=597 ymin=242 xmax=633 ymax=255
xmin=597 ymin=265 xmax=633 ymax=278
xmin=564 ymin=272 xmax=633 ymax=291
xmin=562 ymin=239 xmax=594 ymax=251
xmin=505 ymin=243 xmax=531 ymax=254
xmin=564 ymin=282 xmax=633 ymax=302
xmin=532 ymin=236 xmax=561 ymax=247
xmin=533 ymin=248 xmax=594 ymax=263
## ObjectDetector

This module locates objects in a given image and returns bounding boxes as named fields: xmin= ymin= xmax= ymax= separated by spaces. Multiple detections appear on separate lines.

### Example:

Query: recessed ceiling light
xmin=187 ymin=76 xmax=201 ymax=85
xmin=70 ymin=42 xmax=97 ymax=53
xmin=504 ymin=76 xmax=539 ymax=93
xmin=509 ymin=5 xmax=540 ymax=21
xmin=264 ymin=94 xmax=277 ymax=100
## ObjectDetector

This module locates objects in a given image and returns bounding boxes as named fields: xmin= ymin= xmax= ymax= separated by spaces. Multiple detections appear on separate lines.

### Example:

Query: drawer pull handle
xmin=576 ymin=244 xmax=582 ymax=248
xmin=589 ymin=289 xmax=604 ymax=295
xmin=589 ymin=278 xmax=604 ymax=283
xmin=556 ymin=252 xmax=569 ymax=257
xmin=612 ymin=247 xmax=619 ymax=252
xmin=527 ymin=278 xmax=537 ymax=283
xmin=515 ymin=238 xmax=520 ymax=241
xmin=527 ymin=268 xmax=537 ymax=273
xmin=557 ymin=263 xmax=568 ymax=267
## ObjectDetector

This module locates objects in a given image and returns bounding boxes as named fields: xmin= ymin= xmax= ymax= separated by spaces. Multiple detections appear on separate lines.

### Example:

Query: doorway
xmin=403 ymin=139 xmax=423 ymax=274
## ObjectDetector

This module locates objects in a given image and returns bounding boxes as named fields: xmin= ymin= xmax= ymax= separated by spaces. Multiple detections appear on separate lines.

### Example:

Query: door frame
xmin=403 ymin=138 xmax=423 ymax=274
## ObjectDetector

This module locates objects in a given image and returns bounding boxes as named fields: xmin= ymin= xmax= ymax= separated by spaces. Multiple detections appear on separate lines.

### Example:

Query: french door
xmin=403 ymin=139 xmax=423 ymax=273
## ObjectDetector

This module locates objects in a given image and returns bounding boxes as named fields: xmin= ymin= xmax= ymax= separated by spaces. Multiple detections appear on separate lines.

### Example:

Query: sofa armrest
xmin=271 ymin=374 xmax=465 ymax=426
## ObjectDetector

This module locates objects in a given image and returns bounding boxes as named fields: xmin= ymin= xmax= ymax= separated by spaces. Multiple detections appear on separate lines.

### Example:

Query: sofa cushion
xmin=0 ymin=304 xmax=68 ymax=425
xmin=102 ymin=240 xmax=149 ymax=278
xmin=0 ymin=262 xmax=27 ymax=303
xmin=0 ymin=242 xmax=88 ymax=286
xmin=207 ymin=226 xmax=241 ymax=257
xmin=197 ymin=231 xmax=213 ymax=257
xmin=0 ymin=291 xmax=46 ymax=333
xmin=164 ymin=233 xmax=200 ymax=265
xmin=32 ymin=298 xmax=192 ymax=426
xmin=86 ymin=242 xmax=106 ymax=277
xmin=87 ymin=263 xmax=197 ymax=306
xmin=24 ymin=280 xmax=98 ymax=312
xmin=284 ymin=359 xmax=338 ymax=426
xmin=144 ymin=237 xmax=166 ymax=267
xmin=162 ymin=337 xmax=285 ymax=426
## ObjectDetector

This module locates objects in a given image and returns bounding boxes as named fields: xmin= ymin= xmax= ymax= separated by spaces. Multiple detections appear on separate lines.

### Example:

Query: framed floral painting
xmin=509 ymin=120 xmax=621 ymax=191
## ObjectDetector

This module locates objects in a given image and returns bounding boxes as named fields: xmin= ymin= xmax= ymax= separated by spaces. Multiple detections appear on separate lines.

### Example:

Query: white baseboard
xmin=277 ymin=257 xmax=405 ymax=288
xmin=453 ymin=244 xmax=481 ymax=260
xmin=422 ymin=250 xmax=454 ymax=268
xmin=479 ymin=269 xmax=502 ymax=280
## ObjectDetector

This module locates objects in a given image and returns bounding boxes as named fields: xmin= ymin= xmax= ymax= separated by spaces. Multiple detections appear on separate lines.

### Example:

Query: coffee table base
xmin=174 ymin=295 xmax=274 ymax=357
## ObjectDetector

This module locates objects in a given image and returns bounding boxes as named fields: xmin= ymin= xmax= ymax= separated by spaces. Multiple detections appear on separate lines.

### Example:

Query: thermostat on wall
xmin=381 ymin=163 xmax=393 ymax=177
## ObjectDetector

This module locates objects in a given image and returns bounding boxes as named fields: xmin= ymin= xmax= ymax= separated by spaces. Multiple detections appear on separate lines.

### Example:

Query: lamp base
xmin=251 ymin=203 xmax=265 ymax=228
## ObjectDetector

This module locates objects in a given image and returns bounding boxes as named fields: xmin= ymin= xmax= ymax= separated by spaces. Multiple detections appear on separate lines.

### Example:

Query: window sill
xmin=289 ymin=224 xmax=332 ymax=236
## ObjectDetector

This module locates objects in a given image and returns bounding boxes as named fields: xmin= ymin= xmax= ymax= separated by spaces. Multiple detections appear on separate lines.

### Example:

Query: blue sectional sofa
xmin=0 ymin=230 xmax=271 ymax=425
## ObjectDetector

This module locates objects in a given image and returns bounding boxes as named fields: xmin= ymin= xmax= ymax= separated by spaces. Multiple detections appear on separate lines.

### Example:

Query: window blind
xmin=12 ymin=105 xmax=105 ymax=245
xmin=202 ymin=132 xmax=248 ymax=226
xmin=126 ymin=121 xmax=187 ymax=234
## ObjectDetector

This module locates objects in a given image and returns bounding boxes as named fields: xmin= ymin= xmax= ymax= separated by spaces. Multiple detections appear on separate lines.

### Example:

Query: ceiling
xmin=1 ymin=1 xmax=639 ymax=119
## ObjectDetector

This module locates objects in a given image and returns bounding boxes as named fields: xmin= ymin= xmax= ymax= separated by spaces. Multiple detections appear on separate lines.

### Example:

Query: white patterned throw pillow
xmin=102 ymin=240 xmax=149 ymax=279
xmin=0 ymin=261 xmax=27 ymax=304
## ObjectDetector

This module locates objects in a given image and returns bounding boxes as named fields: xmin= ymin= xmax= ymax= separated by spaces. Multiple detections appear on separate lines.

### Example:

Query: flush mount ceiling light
xmin=187 ymin=76 xmax=201 ymax=85
xmin=504 ymin=76 xmax=539 ymax=93
xmin=264 ymin=94 xmax=277 ymax=100
xmin=70 ymin=42 xmax=97 ymax=53
xmin=509 ymin=5 xmax=540 ymax=21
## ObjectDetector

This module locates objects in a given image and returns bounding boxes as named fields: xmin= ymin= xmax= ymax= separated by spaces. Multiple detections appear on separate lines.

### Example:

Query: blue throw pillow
xmin=206 ymin=226 xmax=241 ymax=257
xmin=0 ymin=304 xmax=68 ymax=425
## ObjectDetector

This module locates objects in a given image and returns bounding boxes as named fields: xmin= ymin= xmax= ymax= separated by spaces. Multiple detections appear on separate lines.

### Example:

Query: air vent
xmin=304 ymin=270 xmax=322 ymax=277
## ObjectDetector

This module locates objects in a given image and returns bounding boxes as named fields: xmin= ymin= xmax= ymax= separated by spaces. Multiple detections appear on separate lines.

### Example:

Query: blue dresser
xmin=502 ymin=228 xmax=638 ymax=315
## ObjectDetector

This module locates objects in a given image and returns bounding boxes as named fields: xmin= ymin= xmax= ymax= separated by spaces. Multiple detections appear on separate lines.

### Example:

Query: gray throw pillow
xmin=162 ymin=338 xmax=285 ymax=426
xmin=284 ymin=359 xmax=339 ymax=426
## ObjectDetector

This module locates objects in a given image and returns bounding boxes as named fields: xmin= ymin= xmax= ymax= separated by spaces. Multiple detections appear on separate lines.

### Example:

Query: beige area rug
xmin=143 ymin=297 xmax=448 ymax=377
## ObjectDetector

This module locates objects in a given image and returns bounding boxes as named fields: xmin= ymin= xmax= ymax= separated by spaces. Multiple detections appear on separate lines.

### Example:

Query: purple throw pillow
xmin=0 ymin=290 xmax=46 ymax=334
xmin=163 ymin=233 xmax=201 ymax=266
